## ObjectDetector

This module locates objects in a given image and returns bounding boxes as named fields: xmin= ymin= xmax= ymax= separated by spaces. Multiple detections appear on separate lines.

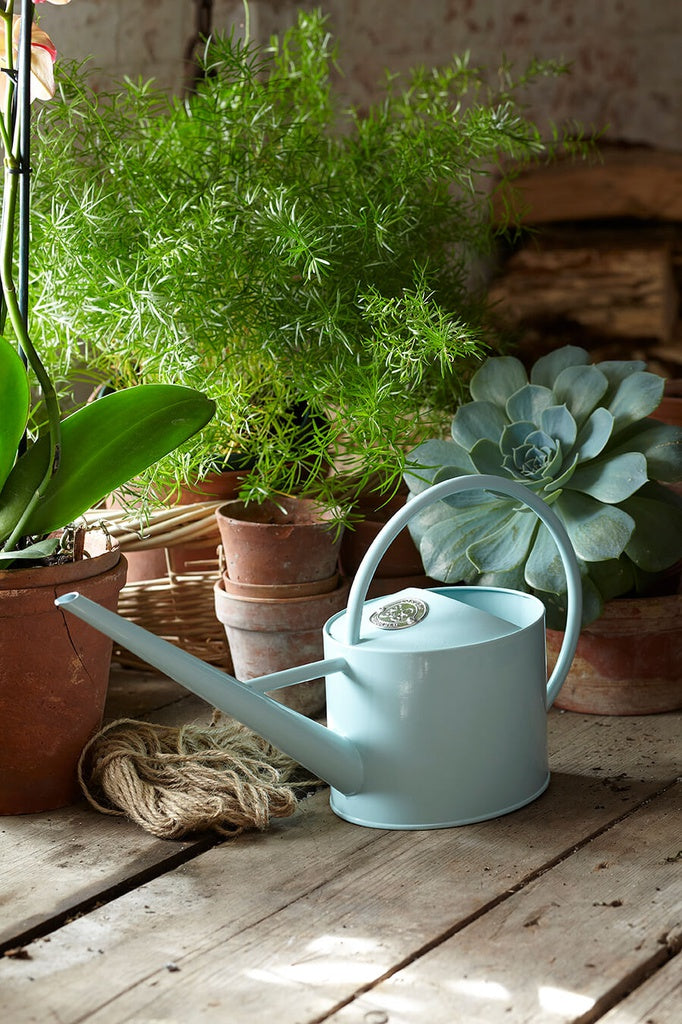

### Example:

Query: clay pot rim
xmin=221 ymin=571 xmax=340 ymax=600
xmin=215 ymin=575 xmax=349 ymax=607
xmin=0 ymin=530 xmax=121 ymax=589
xmin=216 ymin=496 xmax=341 ymax=529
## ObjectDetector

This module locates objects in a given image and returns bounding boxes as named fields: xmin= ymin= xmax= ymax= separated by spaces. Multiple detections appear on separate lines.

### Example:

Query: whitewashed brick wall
xmin=37 ymin=0 xmax=682 ymax=151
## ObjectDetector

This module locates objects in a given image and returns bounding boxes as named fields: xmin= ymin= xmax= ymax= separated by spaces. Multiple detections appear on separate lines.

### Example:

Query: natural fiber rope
xmin=78 ymin=715 xmax=321 ymax=839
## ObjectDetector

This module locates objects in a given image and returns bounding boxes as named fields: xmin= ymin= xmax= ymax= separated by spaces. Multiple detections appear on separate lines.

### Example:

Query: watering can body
xmin=323 ymin=586 xmax=550 ymax=828
xmin=56 ymin=474 xmax=582 ymax=830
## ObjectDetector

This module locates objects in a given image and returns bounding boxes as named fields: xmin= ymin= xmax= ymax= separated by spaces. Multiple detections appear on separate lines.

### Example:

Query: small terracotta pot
xmin=0 ymin=533 xmax=127 ymax=814
xmin=214 ymin=577 xmax=350 ymax=716
xmin=216 ymin=497 xmax=343 ymax=585
xmin=548 ymin=593 xmax=682 ymax=715
xmin=167 ymin=469 xmax=247 ymax=574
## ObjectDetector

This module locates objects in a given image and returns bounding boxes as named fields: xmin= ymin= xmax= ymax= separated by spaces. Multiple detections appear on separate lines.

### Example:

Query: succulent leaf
xmin=469 ymin=355 xmax=527 ymax=406
xmin=621 ymin=484 xmax=682 ymax=573
xmin=607 ymin=372 xmax=664 ymax=434
xmin=539 ymin=405 xmax=577 ymax=451
xmin=553 ymin=489 xmax=634 ymax=561
xmin=553 ymin=365 xmax=609 ymax=428
xmin=567 ymin=451 xmax=648 ymax=503
xmin=529 ymin=345 xmax=589 ymax=387
xmin=607 ymin=420 xmax=682 ymax=482
xmin=506 ymin=383 xmax=554 ymax=424
xmin=574 ymin=407 xmax=614 ymax=462
xmin=467 ymin=508 xmax=537 ymax=572
xmin=525 ymin=521 xmax=567 ymax=594
xmin=405 ymin=344 xmax=682 ymax=627
xmin=469 ymin=437 xmax=514 ymax=476
xmin=451 ymin=400 xmax=507 ymax=448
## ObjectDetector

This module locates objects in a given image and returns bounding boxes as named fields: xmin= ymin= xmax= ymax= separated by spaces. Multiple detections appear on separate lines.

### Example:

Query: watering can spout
xmin=55 ymin=592 xmax=364 ymax=796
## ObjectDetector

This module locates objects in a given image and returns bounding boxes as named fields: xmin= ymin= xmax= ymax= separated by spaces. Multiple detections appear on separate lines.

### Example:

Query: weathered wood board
xmin=1 ymin=711 xmax=679 ymax=1024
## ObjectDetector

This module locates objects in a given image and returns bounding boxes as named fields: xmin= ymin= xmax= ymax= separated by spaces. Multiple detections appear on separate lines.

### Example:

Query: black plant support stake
xmin=18 ymin=0 xmax=31 ymax=334
xmin=15 ymin=0 xmax=32 ymax=457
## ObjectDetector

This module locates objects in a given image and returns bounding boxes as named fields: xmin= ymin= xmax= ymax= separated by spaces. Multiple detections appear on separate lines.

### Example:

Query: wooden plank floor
xmin=1 ymin=665 xmax=680 ymax=1023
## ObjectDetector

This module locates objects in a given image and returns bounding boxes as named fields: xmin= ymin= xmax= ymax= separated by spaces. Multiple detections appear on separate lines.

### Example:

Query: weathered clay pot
xmin=340 ymin=483 xmax=438 ymax=596
xmin=0 ymin=533 xmax=127 ymax=814
xmin=214 ymin=577 xmax=350 ymax=716
xmin=109 ymin=469 xmax=247 ymax=580
xmin=167 ymin=469 xmax=247 ymax=574
xmin=548 ymin=593 xmax=682 ymax=715
xmin=216 ymin=497 xmax=343 ymax=585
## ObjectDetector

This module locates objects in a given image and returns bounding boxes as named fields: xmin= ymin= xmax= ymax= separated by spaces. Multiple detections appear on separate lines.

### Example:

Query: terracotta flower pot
xmin=340 ymin=482 xmax=438 ymax=595
xmin=216 ymin=497 xmax=343 ymax=585
xmin=214 ymin=577 xmax=350 ymax=716
xmin=548 ymin=593 xmax=682 ymax=715
xmin=108 ymin=469 xmax=247 ymax=580
xmin=0 ymin=533 xmax=127 ymax=814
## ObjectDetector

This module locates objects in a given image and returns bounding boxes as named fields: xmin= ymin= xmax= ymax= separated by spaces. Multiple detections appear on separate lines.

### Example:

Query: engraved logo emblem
xmin=369 ymin=597 xmax=429 ymax=630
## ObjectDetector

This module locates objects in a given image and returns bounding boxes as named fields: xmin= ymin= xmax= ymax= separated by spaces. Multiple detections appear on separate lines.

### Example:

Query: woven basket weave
xmin=84 ymin=503 xmax=229 ymax=669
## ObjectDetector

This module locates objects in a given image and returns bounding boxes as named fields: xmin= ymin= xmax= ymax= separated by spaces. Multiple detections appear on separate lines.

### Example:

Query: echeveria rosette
xmin=405 ymin=345 xmax=682 ymax=627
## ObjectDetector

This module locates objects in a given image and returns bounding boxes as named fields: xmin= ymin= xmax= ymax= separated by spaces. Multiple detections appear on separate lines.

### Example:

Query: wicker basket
xmin=84 ymin=503 xmax=230 ymax=669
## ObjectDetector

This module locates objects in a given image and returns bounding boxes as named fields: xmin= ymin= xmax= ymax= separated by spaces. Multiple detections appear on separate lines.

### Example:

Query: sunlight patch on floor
xmin=539 ymin=985 xmax=596 ymax=1016
xmin=448 ymin=978 xmax=511 ymax=1001
xmin=245 ymin=933 xmax=387 ymax=987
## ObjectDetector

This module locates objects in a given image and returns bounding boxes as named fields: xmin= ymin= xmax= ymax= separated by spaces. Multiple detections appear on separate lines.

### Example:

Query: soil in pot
xmin=548 ymin=593 xmax=682 ymax=715
xmin=0 ymin=533 xmax=127 ymax=814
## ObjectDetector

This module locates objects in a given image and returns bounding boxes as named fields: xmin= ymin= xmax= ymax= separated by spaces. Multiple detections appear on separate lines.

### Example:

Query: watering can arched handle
xmin=344 ymin=474 xmax=582 ymax=707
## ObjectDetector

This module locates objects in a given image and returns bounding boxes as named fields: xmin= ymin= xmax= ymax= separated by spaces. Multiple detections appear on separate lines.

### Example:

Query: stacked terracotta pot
xmin=214 ymin=498 xmax=349 ymax=716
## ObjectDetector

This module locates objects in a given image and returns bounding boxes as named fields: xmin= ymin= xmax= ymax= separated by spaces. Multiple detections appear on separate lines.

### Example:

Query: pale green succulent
xmin=405 ymin=345 xmax=682 ymax=626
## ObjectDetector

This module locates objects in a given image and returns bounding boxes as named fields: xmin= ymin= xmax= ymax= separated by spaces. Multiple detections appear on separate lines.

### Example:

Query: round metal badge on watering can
xmin=369 ymin=597 xmax=429 ymax=630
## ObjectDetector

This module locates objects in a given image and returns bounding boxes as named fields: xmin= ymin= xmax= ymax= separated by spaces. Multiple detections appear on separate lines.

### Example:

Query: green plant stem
xmin=0 ymin=1 xmax=62 ymax=550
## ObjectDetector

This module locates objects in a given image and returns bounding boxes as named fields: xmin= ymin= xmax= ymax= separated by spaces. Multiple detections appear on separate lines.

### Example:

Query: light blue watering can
xmin=56 ymin=475 xmax=582 ymax=830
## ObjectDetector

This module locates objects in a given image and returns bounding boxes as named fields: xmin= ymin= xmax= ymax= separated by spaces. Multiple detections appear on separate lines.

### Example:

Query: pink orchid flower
xmin=0 ymin=16 xmax=58 ymax=104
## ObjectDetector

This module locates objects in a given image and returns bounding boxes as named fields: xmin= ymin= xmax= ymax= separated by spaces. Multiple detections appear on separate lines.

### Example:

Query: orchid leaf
xmin=566 ymin=452 xmax=648 ymax=503
xmin=469 ymin=356 xmax=527 ymax=407
xmin=0 ymin=336 xmax=30 ymax=493
xmin=0 ymin=537 xmax=60 ymax=567
xmin=0 ymin=385 xmax=215 ymax=543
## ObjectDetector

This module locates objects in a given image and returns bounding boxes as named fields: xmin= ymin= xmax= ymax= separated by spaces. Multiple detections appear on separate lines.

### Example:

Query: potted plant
xmin=404 ymin=344 xmax=682 ymax=714
xmin=25 ymin=8 xmax=587 ymax=519
xmin=22 ymin=8 xmax=589 ymax=694
xmin=0 ymin=0 xmax=215 ymax=814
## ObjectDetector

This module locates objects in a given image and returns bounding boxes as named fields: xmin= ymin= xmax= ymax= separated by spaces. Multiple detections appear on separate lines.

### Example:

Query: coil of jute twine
xmin=78 ymin=714 xmax=321 ymax=839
